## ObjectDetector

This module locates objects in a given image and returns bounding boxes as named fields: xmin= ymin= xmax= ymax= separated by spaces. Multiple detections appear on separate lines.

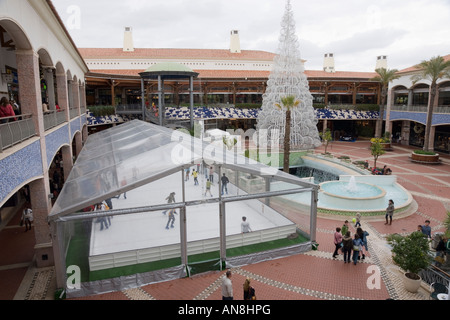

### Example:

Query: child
xmin=192 ymin=169 xmax=199 ymax=185
xmin=205 ymin=179 xmax=213 ymax=197
xmin=354 ymin=212 xmax=361 ymax=227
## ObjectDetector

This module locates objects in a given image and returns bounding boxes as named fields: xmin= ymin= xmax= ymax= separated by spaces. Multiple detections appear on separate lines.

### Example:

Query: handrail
xmin=391 ymin=105 xmax=450 ymax=113
xmin=0 ymin=113 xmax=36 ymax=152
xmin=419 ymin=264 xmax=450 ymax=288
xmin=43 ymin=109 xmax=67 ymax=131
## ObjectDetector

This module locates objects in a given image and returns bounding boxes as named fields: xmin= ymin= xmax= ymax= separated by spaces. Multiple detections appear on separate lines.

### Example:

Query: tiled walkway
xmin=1 ymin=141 xmax=449 ymax=300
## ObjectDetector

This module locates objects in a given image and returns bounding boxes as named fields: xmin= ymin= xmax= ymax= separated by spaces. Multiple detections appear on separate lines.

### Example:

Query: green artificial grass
xmin=65 ymin=229 xmax=309 ymax=282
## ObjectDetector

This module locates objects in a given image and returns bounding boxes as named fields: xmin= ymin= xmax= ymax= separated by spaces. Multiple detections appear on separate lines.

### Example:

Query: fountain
xmin=319 ymin=177 xmax=387 ymax=210
xmin=345 ymin=176 xmax=358 ymax=193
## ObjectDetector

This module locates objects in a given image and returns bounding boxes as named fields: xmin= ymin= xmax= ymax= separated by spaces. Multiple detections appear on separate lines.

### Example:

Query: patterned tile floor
xmin=1 ymin=141 xmax=449 ymax=301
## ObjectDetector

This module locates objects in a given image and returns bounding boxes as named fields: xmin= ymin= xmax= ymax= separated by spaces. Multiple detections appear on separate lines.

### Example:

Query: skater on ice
xmin=221 ymin=173 xmax=229 ymax=195
xmin=192 ymin=169 xmax=199 ymax=185
xmin=162 ymin=192 xmax=176 ymax=215
xmin=165 ymin=208 xmax=177 ymax=229
xmin=205 ymin=179 xmax=213 ymax=197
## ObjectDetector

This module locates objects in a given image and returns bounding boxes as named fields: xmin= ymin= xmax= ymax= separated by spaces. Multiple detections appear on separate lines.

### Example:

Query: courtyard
xmin=2 ymin=139 xmax=449 ymax=301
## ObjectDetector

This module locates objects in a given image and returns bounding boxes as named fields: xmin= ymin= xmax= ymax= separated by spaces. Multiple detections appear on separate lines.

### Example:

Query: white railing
xmin=43 ymin=109 xmax=67 ymax=131
xmin=391 ymin=105 xmax=450 ymax=113
xmin=0 ymin=114 xmax=36 ymax=152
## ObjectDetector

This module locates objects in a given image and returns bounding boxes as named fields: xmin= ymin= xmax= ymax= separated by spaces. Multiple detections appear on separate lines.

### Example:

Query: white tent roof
xmin=49 ymin=120 xmax=317 ymax=219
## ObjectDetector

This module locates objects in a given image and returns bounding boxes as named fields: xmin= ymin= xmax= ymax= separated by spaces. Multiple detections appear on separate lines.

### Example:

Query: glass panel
xmin=60 ymin=207 xmax=182 ymax=287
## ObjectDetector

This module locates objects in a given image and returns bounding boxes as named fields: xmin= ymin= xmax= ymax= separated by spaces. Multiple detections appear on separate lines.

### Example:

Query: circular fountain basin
xmin=319 ymin=181 xmax=387 ymax=210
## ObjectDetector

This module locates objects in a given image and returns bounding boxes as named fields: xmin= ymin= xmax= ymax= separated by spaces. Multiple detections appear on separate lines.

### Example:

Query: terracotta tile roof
xmin=397 ymin=54 xmax=450 ymax=74
xmin=304 ymin=70 xmax=377 ymax=79
xmin=78 ymin=48 xmax=277 ymax=61
xmin=88 ymin=69 xmax=270 ymax=79
xmin=88 ymin=69 xmax=376 ymax=80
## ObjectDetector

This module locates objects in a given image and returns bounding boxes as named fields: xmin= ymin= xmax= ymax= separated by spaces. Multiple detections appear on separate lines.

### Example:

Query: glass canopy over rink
xmin=48 ymin=120 xmax=318 ymax=298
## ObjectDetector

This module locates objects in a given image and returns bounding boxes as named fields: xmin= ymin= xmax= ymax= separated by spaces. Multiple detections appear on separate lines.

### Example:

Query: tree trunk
xmin=423 ymin=83 xmax=436 ymax=152
xmin=377 ymin=87 xmax=387 ymax=138
xmin=283 ymin=109 xmax=291 ymax=173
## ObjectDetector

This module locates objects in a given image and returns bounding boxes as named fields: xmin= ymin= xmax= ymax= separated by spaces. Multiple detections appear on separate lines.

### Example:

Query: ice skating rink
xmin=88 ymin=168 xmax=296 ymax=269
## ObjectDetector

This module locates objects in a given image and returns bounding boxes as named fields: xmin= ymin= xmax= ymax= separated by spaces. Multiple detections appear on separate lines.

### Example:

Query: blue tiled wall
xmin=0 ymin=140 xmax=43 ymax=203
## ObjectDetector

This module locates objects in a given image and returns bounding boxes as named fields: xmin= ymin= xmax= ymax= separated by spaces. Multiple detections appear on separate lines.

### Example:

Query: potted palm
xmin=387 ymin=231 xmax=433 ymax=293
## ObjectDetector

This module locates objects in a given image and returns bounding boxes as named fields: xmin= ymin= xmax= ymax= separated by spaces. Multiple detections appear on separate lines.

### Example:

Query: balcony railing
xmin=0 ymin=114 xmax=36 ymax=152
xmin=419 ymin=265 xmax=450 ymax=289
xmin=43 ymin=109 xmax=67 ymax=131
xmin=69 ymin=108 xmax=79 ymax=119
xmin=391 ymin=105 xmax=450 ymax=113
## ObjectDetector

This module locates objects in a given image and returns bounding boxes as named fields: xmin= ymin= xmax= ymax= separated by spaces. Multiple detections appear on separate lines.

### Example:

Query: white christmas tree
xmin=256 ymin=0 xmax=321 ymax=150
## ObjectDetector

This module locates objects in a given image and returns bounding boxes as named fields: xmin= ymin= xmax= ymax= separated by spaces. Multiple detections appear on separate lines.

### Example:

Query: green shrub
xmin=413 ymin=150 xmax=437 ymax=155
xmin=88 ymin=105 xmax=116 ymax=117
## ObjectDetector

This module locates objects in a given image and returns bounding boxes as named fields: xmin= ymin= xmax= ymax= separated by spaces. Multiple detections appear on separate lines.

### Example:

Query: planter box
xmin=370 ymin=142 xmax=392 ymax=151
xmin=411 ymin=152 xmax=440 ymax=164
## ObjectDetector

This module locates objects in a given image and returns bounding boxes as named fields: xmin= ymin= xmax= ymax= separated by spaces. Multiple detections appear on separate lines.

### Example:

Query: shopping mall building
xmin=0 ymin=0 xmax=449 ymax=279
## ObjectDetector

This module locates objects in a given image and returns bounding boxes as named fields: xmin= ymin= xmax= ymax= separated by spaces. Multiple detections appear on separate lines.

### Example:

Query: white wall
xmin=0 ymin=0 xmax=87 ymax=81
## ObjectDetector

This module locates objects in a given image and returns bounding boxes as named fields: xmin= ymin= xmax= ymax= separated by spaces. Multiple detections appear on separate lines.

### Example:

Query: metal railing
xmin=419 ymin=264 xmax=450 ymax=289
xmin=391 ymin=105 xmax=450 ymax=113
xmin=43 ymin=109 xmax=67 ymax=131
xmin=69 ymin=108 xmax=79 ymax=119
xmin=0 ymin=114 xmax=36 ymax=152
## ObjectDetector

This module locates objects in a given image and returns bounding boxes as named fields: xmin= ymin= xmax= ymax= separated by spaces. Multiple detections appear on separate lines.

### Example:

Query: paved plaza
xmin=1 ymin=140 xmax=449 ymax=301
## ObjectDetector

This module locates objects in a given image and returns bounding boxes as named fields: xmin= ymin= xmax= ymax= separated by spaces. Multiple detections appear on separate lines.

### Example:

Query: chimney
xmin=230 ymin=30 xmax=241 ymax=53
xmin=123 ymin=27 xmax=134 ymax=52
xmin=323 ymin=53 xmax=335 ymax=73
xmin=376 ymin=55 xmax=388 ymax=70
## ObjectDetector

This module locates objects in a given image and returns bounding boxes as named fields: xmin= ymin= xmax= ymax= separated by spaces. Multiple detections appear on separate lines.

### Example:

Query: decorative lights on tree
xmin=256 ymin=0 xmax=321 ymax=150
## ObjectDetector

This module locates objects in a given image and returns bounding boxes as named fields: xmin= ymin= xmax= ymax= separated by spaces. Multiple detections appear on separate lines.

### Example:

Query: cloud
xmin=51 ymin=0 xmax=450 ymax=71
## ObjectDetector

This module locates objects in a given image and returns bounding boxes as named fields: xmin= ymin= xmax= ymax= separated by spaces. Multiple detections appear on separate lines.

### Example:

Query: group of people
xmin=417 ymin=219 xmax=450 ymax=266
xmin=333 ymin=220 xmax=370 ymax=265
xmin=190 ymin=165 xmax=230 ymax=196
xmin=372 ymin=165 xmax=392 ymax=175
xmin=0 ymin=97 xmax=19 ymax=123
xmin=221 ymin=269 xmax=256 ymax=300
xmin=163 ymin=192 xmax=177 ymax=229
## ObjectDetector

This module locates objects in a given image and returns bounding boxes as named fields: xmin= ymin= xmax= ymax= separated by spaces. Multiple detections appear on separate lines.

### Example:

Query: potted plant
xmin=387 ymin=231 xmax=433 ymax=293
xmin=370 ymin=132 xmax=392 ymax=151
xmin=411 ymin=149 xmax=440 ymax=164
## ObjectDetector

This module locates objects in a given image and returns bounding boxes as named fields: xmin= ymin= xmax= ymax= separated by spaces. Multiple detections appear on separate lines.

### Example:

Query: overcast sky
xmin=52 ymin=0 xmax=450 ymax=72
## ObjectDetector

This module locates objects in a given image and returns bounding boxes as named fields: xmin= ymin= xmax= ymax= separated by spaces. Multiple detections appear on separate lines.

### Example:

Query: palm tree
xmin=411 ymin=56 xmax=450 ymax=151
xmin=370 ymin=68 xmax=399 ymax=138
xmin=275 ymin=95 xmax=300 ymax=173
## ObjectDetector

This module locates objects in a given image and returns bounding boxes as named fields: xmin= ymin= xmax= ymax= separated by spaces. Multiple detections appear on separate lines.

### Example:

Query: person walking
xmin=209 ymin=166 xmax=214 ymax=183
xmin=243 ymin=278 xmax=256 ymax=300
xmin=385 ymin=199 xmax=394 ymax=225
xmin=341 ymin=220 xmax=349 ymax=237
xmin=354 ymin=212 xmax=361 ymax=228
xmin=421 ymin=220 xmax=432 ymax=239
xmin=356 ymin=227 xmax=369 ymax=260
xmin=342 ymin=231 xmax=353 ymax=264
xmin=22 ymin=204 xmax=33 ymax=231
xmin=221 ymin=173 xmax=229 ymax=195
xmin=205 ymin=179 xmax=213 ymax=197
xmin=352 ymin=234 xmax=364 ymax=265
xmin=333 ymin=227 xmax=343 ymax=259
xmin=222 ymin=270 xmax=233 ymax=300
